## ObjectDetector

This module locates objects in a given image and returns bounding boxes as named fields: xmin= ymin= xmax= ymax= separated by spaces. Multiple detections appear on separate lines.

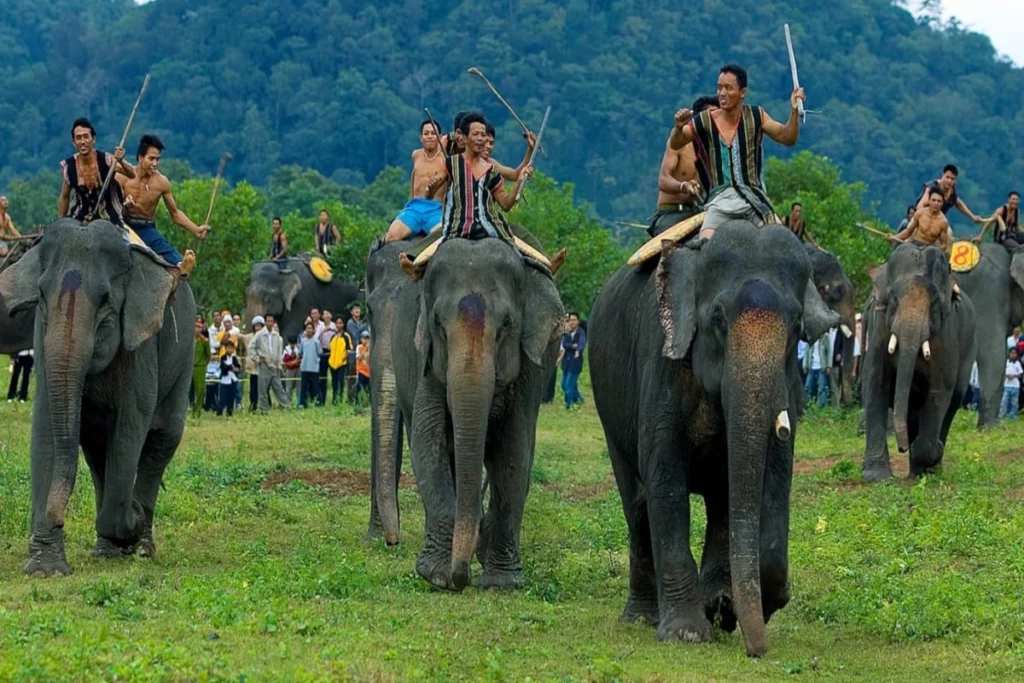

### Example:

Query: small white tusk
xmin=888 ymin=334 xmax=898 ymax=354
xmin=775 ymin=410 xmax=791 ymax=440
xmin=840 ymin=324 xmax=853 ymax=339
xmin=922 ymin=340 xmax=931 ymax=360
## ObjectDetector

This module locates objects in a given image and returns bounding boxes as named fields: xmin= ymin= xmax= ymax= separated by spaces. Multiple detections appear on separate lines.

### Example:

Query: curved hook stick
xmin=467 ymin=67 xmax=545 ymax=155
xmin=86 ymin=74 xmax=150 ymax=223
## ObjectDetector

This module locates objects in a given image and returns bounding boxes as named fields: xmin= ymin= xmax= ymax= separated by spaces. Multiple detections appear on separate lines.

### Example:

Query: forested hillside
xmin=1 ymin=0 xmax=1022 ymax=227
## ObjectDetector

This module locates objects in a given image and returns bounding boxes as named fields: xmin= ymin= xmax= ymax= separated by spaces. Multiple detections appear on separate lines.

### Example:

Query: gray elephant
xmin=0 ymin=219 xmax=195 ymax=577
xmin=806 ymin=245 xmax=856 ymax=405
xmin=391 ymin=238 xmax=564 ymax=591
xmin=244 ymin=258 xmax=360 ymax=341
xmin=363 ymin=240 xmax=408 ymax=545
xmin=954 ymin=244 xmax=1024 ymax=427
xmin=861 ymin=243 xmax=976 ymax=481
xmin=589 ymin=222 xmax=838 ymax=657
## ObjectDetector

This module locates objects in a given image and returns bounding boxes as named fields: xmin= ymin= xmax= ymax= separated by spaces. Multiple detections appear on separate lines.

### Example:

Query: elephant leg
xmin=409 ymin=377 xmax=456 ymax=590
xmin=130 ymin=423 xmax=184 ymax=558
xmin=477 ymin=408 xmax=537 ymax=591
xmin=909 ymin=394 xmax=947 ymax=477
xmin=862 ymin=343 xmax=893 ymax=481
xmin=94 ymin=403 xmax=151 ymax=556
xmin=699 ymin=480 xmax=736 ymax=632
xmin=25 ymin=381 xmax=73 ymax=578
xmin=759 ymin=439 xmax=793 ymax=623
xmin=641 ymin=424 xmax=711 ymax=643
xmin=975 ymin=333 xmax=1004 ymax=429
xmin=609 ymin=441 xmax=658 ymax=626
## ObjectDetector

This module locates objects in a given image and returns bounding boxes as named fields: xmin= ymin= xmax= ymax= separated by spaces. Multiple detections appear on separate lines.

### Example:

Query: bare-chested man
xmin=384 ymin=119 xmax=447 ymax=242
xmin=116 ymin=134 xmax=207 ymax=274
xmin=482 ymin=122 xmax=537 ymax=181
xmin=59 ymin=117 xmax=135 ymax=227
xmin=649 ymin=95 xmax=718 ymax=237
xmin=669 ymin=64 xmax=805 ymax=241
xmin=0 ymin=195 xmax=21 ymax=258
xmin=891 ymin=188 xmax=951 ymax=253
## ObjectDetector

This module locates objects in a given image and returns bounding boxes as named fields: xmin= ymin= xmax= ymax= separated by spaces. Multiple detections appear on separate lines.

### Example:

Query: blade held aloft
xmin=784 ymin=24 xmax=805 ymax=123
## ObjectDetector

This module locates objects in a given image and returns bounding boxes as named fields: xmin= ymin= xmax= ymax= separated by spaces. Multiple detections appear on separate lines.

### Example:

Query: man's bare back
xmin=410 ymin=148 xmax=446 ymax=200
xmin=118 ymin=171 xmax=171 ymax=220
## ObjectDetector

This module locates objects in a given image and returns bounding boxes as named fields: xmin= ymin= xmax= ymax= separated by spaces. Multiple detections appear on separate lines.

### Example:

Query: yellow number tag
xmin=949 ymin=241 xmax=980 ymax=273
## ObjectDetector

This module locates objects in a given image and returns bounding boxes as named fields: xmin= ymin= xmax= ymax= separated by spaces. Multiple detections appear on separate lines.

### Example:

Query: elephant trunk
xmin=42 ymin=304 xmax=93 ymax=530
xmin=725 ymin=306 xmax=788 ymax=658
xmin=892 ymin=287 xmax=929 ymax=453
xmin=447 ymin=331 xmax=495 ymax=592
xmin=892 ymin=340 xmax=921 ymax=453
xmin=373 ymin=366 xmax=402 ymax=545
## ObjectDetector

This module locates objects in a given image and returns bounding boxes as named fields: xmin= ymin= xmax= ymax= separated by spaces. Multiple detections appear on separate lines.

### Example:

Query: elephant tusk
xmin=922 ymin=340 xmax=931 ymax=360
xmin=888 ymin=334 xmax=898 ymax=354
xmin=775 ymin=410 xmax=791 ymax=440
xmin=840 ymin=324 xmax=853 ymax=339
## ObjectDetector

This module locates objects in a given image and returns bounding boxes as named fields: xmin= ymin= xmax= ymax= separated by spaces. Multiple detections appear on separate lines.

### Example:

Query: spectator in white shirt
xmin=1000 ymin=349 xmax=1023 ymax=420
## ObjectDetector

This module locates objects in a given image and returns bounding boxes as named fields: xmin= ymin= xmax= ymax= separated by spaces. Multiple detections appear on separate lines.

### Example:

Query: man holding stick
xmin=915 ymin=164 xmax=985 ymax=225
xmin=890 ymin=187 xmax=952 ymax=253
xmin=0 ymin=195 xmax=21 ymax=258
xmin=483 ymin=122 xmax=537 ymax=181
xmin=669 ymin=64 xmax=805 ymax=241
xmin=649 ymin=95 xmax=717 ymax=238
xmin=384 ymin=118 xmax=447 ymax=243
xmin=58 ymin=117 xmax=136 ymax=227
xmin=116 ymin=134 xmax=207 ymax=274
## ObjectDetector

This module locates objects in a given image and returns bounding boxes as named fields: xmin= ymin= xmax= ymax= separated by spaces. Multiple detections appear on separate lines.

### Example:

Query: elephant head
xmin=415 ymin=239 xmax=564 ymax=590
xmin=657 ymin=221 xmax=837 ymax=656
xmin=245 ymin=262 xmax=302 ymax=323
xmin=881 ymin=243 xmax=953 ymax=452
xmin=806 ymin=245 xmax=856 ymax=402
xmin=0 ymin=219 xmax=177 ymax=529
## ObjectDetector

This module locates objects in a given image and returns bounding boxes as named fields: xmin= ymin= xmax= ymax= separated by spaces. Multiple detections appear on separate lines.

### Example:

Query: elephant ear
xmin=656 ymin=241 xmax=699 ymax=360
xmin=0 ymin=245 xmax=42 ymax=314
xmin=281 ymin=271 xmax=303 ymax=312
xmin=521 ymin=267 xmax=566 ymax=366
xmin=1009 ymin=252 xmax=1024 ymax=329
xmin=123 ymin=247 xmax=177 ymax=351
xmin=802 ymin=278 xmax=840 ymax=342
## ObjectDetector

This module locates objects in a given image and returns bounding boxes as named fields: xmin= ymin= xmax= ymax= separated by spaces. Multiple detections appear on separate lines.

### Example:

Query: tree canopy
xmin=1 ymin=0 xmax=1022 ymax=231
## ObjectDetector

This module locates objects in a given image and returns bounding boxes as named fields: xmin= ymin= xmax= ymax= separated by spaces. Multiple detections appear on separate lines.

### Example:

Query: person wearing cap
xmin=250 ymin=315 xmax=291 ymax=415
xmin=216 ymin=339 xmax=241 ymax=417
xmin=354 ymin=330 xmax=371 ymax=404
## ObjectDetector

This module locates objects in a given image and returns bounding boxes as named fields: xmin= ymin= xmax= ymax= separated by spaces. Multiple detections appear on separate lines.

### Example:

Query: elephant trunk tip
xmin=451 ymin=560 xmax=471 ymax=591
xmin=894 ymin=418 xmax=910 ymax=453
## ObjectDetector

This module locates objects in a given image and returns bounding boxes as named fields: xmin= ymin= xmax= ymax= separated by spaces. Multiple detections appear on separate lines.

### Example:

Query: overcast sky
xmin=931 ymin=0 xmax=1024 ymax=66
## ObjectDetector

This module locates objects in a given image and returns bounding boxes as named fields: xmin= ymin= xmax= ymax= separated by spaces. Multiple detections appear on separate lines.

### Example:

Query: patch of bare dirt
xmin=546 ymin=480 xmax=616 ymax=502
xmin=262 ymin=468 xmax=417 ymax=496
xmin=1007 ymin=486 xmax=1024 ymax=501
xmin=793 ymin=454 xmax=910 ymax=481
xmin=995 ymin=450 xmax=1024 ymax=465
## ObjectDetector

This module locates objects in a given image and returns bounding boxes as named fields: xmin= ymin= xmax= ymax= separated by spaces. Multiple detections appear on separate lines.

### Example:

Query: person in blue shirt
xmin=297 ymin=321 xmax=322 ymax=408
xmin=558 ymin=312 xmax=587 ymax=410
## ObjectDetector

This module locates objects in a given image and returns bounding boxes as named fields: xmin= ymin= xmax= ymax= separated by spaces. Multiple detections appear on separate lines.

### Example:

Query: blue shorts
xmin=395 ymin=198 xmax=442 ymax=236
xmin=127 ymin=218 xmax=183 ymax=266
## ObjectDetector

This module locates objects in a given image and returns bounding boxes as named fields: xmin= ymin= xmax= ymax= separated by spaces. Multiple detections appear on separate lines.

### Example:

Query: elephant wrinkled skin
xmin=0 ymin=220 xmax=195 ymax=577
xmin=589 ymin=222 xmax=838 ymax=657
xmin=391 ymin=238 xmax=564 ymax=592
xmin=861 ymin=243 xmax=976 ymax=481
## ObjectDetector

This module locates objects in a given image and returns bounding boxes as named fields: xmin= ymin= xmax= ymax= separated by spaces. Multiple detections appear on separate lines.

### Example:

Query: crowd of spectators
xmin=190 ymin=304 xmax=371 ymax=418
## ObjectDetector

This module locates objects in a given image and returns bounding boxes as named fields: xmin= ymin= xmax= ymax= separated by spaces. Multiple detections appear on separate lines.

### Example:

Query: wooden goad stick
xmin=466 ymin=67 xmax=545 ymax=154
xmin=86 ymin=73 xmax=150 ymax=222
xmin=515 ymin=106 xmax=550 ymax=203
xmin=198 ymin=152 xmax=231 ymax=254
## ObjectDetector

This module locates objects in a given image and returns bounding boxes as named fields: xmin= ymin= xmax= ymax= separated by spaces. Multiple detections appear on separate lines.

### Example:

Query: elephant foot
xmin=657 ymin=609 xmax=714 ymax=644
xmin=909 ymin=440 xmax=944 ymax=478
xmin=862 ymin=459 xmax=893 ymax=482
xmin=93 ymin=537 xmax=136 ymax=558
xmin=621 ymin=597 xmax=660 ymax=626
xmin=25 ymin=531 xmax=72 ymax=578
xmin=416 ymin=550 xmax=456 ymax=591
xmin=705 ymin=592 xmax=738 ymax=633
xmin=135 ymin=524 xmax=156 ymax=559
xmin=477 ymin=568 xmax=524 ymax=591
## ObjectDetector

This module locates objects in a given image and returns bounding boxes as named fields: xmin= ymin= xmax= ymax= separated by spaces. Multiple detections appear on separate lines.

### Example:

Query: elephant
xmin=588 ymin=222 xmax=838 ymax=657
xmin=362 ymin=240 xmax=409 ymax=545
xmin=861 ymin=243 xmax=976 ymax=481
xmin=806 ymin=245 xmax=857 ymax=405
xmin=244 ymin=257 xmax=360 ymax=342
xmin=391 ymin=237 xmax=564 ymax=592
xmin=953 ymin=244 xmax=1024 ymax=427
xmin=0 ymin=219 xmax=195 ymax=577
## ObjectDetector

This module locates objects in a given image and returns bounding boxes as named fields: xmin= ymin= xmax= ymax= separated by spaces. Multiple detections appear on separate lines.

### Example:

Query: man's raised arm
xmin=762 ymin=88 xmax=805 ymax=147
xmin=955 ymin=197 xmax=984 ymax=224
xmin=162 ymin=188 xmax=209 ymax=239
xmin=892 ymin=211 xmax=920 ymax=242
xmin=668 ymin=109 xmax=695 ymax=151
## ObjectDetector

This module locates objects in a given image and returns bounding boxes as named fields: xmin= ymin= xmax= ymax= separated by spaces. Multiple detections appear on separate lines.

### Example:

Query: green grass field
xmin=1 ymin=370 xmax=1024 ymax=682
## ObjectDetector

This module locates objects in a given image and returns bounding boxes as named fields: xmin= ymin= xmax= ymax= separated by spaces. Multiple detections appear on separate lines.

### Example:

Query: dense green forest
xmin=1 ymin=0 xmax=1022 ymax=231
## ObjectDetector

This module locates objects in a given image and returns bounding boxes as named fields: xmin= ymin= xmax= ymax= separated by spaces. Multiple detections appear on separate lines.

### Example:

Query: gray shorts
xmin=703 ymin=188 xmax=766 ymax=229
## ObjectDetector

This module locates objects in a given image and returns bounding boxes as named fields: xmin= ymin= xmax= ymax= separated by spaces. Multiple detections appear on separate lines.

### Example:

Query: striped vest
xmin=440 ymin=153 xmax=513 ymax=242
xmin=690 ymin=105 xmax=774 ymax=219
xmin=60 ymin=151 xmax=125 ymax=226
